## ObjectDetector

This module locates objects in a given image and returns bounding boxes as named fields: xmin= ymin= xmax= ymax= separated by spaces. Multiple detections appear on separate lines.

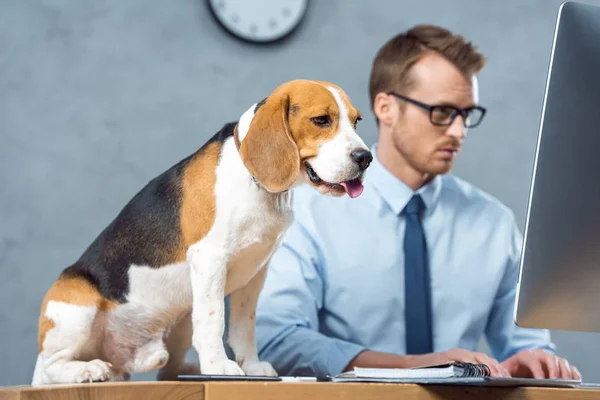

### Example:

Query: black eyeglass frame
xmin=386 ymin=91 xmax=487 ymax=128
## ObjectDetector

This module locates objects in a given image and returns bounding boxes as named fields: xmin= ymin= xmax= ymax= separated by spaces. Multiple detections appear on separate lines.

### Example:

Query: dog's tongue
xmin=340 ymin=179 xmax=364 ymax=198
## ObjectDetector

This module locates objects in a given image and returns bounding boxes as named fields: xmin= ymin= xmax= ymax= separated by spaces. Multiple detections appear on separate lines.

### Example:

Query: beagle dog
xmin=32 ymin=79 xmax=372 ymax=385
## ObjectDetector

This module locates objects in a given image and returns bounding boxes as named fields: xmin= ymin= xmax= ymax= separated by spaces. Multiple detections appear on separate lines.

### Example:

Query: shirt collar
xmin=366 ymin=144 xmax=442 ymax=216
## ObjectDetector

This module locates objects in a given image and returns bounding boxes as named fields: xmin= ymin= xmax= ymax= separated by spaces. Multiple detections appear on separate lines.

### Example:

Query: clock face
xmin=207 ymin=0 xmax=309 ymax=44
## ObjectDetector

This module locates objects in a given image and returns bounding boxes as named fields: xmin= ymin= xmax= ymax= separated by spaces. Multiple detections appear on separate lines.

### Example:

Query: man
xmin=254 ymin=25 xmax=581 ymax=380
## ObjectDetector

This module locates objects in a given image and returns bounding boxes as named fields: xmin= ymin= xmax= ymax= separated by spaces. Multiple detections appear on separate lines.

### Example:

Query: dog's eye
xmin=311 ymin=115 xmax=331 ymax=127
xmin=354 ymin=116 xmax=362 ymax=129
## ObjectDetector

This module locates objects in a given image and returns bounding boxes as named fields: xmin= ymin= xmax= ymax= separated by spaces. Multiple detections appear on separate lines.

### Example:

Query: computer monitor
xmin=515 ymin=1 xmax=600 ymax=333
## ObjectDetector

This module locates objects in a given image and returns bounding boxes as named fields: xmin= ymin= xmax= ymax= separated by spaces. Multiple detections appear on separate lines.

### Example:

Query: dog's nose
xmin=351 ymin=149 xmax=373 ymax=170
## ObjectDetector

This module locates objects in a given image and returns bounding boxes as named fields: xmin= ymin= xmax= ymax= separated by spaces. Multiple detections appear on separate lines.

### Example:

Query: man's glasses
xmin=387 ymin=92 xmax=487 ymax=128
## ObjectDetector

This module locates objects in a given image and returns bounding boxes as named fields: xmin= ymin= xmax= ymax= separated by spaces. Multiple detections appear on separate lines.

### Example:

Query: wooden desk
xmin=1 ymin=381 xmax=600 ymax=400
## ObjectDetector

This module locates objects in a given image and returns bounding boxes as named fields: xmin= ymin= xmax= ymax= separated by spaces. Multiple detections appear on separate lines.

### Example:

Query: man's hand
xmin=345 ymin=348 xmax=510 ymax=377
xmin=500 ymin=349 xmax=581 ymax=380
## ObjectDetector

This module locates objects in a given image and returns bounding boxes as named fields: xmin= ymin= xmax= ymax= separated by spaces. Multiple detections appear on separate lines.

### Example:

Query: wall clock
xmin=207 ymin=0 xmax=309 ymax=44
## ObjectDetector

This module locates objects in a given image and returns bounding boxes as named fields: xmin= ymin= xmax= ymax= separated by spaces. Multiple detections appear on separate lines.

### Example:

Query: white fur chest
xmin=121 ymin=138 xmax=293 ymax=318
xmin=215 ymin=139 xmax=293 ymax=294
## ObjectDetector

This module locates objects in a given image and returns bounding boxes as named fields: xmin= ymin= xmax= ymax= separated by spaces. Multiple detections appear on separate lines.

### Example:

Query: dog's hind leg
xmin=105 ymin=303 xmax=171 ymax=375
xmin=36 ymin=302 xmax=112 ymax=384
xmin=157 ymin=312 xmax=200 ymax=380
xmin=34 ymin=277 xmax=117 ymax=385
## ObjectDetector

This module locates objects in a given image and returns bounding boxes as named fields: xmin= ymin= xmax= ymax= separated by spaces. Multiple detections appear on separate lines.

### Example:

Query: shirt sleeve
xmin=484 ymin=210 xmax=557 ymax=361
xmin=255 ymin=203 xmax=366 ymax=377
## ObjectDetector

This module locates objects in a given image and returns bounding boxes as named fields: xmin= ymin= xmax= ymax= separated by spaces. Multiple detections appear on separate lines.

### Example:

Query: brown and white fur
xmin=32 ymin=79 xmax=372 ymax=385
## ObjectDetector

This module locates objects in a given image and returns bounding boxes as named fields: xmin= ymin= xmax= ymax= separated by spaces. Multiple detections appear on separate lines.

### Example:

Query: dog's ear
xmin=239 ymin=93 xmax=300 ymax=193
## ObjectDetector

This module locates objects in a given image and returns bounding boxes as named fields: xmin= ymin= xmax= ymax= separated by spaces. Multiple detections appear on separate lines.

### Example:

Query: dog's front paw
xmin=202 ymin=359 xmax=244 ymax=375
xmin=75 ymin=360 xmax=113 ymax=383
xmin=242 ymin=361 xmax=278 ymax=377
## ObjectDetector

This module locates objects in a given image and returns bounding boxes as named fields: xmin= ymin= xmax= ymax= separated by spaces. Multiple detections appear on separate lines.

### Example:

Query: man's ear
xmin=373 ymin=92 xmax=396 ymax=127
xmin=239 ymin=94 xmax=300 ymax=193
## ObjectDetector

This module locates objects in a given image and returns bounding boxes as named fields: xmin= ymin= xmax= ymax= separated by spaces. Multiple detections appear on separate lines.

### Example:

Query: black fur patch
xmin=203 ymin=121 xmax=237 ymax=147
xmin=61 ymin=122 xmax=237 ymax=303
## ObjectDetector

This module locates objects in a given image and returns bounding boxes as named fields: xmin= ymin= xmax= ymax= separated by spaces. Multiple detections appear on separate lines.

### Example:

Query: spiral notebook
xmin=332 ymin=361 xmax=489 ymax=381
xmin=330 ymin=362 xmax=581 ymax=388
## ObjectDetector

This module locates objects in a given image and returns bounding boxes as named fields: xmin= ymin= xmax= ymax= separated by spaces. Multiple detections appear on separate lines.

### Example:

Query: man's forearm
xmin=344 ymin=350 xmax=438 ymax=371
xmin=258 ymin=324 xmax=367 ymax=377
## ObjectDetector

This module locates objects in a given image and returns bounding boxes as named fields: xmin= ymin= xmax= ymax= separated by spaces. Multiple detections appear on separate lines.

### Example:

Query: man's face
xmin=388 ymin=52 xmax=476 ymax=176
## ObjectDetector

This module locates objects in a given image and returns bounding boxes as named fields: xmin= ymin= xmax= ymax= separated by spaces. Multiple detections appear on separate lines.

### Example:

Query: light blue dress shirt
xmin=254 ymin=145 xmax=556 ymax=377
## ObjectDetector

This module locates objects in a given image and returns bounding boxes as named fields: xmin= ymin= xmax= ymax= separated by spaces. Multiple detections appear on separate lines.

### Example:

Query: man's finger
xmin=523 ymin=353 xmax=546 ymax=379
xmin=487 ymin=357 xmax=509 ymax=377
xmin=486 ymin=363 xmax=502 ymax=377
xmin=489 ymin=363 xmax=503 ymax=377
xmin=558 ymin=358 xmax=572 ymax=380
xmin=475 ymin=355 xmax=504 ymax=377
xmin=498 ymin=363 xmax=511 ymax=377
xmin=542 ymin=352 xmax=559 ymax=379
xmin=573 ymin=366 xmax=582 ymax=381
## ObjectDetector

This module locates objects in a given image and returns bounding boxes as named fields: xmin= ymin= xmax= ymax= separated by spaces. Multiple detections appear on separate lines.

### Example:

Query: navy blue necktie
xmin=403 ymin=194 xmax=433 ymax=354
